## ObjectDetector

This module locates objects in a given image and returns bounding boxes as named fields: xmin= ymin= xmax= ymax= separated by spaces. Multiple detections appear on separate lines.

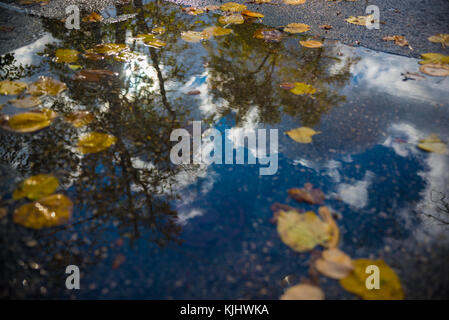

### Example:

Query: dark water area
xmin=1 ymin=0 xmax=449 ymax=299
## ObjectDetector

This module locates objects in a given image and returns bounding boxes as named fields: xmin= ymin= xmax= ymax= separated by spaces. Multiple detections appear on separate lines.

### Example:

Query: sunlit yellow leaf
xmin=27 ymin=77 xmax=67 ymax=96
xmin=417 ymin=134 xmax=448 ymax=154
xmin=345 ymin=14 xmax=374 ymax=26
xmin=419 ymin=64 xmax=449 ymax=77
xmin=315 ymin=249 xmax=353 ymax=279
xmin=277 ymin=210 xmax=331 ymax=252
xmin=77 ymin=132 xmax=117 ymax=154
xmin=220 ymin=2 xmax=247 ymax=12
xmin=241 ymin=10 xmax=264 ymax=18
xmin=340 ymin=259 xmax=404 ymax=300
xmin=82 ymin=12 xmax=103 ymax=22
xmin=202 ymin=26 xmax=233 ymax=37
xmin=419 ymin=53 xmax=449 ymax=65
xmin=181 ymin=31 xmax=210 ymax=43
xmin=64 ymin=111 xmax=94 ymax=128
xmin=54 ymin=49 xmax=79 ymax=63
xmin=428 ymin=34 xmax=449 ymax=47
xmin=6 ymin=109 xmax=57 ymax=133
xmin=0 ymin=81 xmax=27 ymax=95
xmin=219 ymin=14 xmax=244 ymax=25
xmin=286 ymin=127 xmax=320 ymax=143
xmin=300 ymin=40 xmax=323 ymax=48
xmin=289 ymin=82 xmax=316 ymax=95
xmin=144 ymin=38 xmax=166 ymax=48
xmin=13 ymin=174 xmax=59 ymax=200
xmin=280 ymin=283 xmax=324 ymax=300
xmin=88 ymin=43 xmax=128 ymax=56
xmin=68 ymin=64 xmax=82 ymax=70
xmin=284 ymin=23 xmax=310 ymax=33
xmin=8 ymin=96 xmax=41 ymax=108
xmin=13 ymin=194 xmax=73 ymax=229
xmin=152 ymin=26 xmax=166 ymax=34
xmin=283 ymin=0 xmax=306 ymax=4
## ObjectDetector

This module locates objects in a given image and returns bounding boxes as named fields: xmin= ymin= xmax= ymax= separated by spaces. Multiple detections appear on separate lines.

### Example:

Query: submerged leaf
xmin=9 ymin=96 xmax=41 ymax=108
xmin=284 ymin=23 xmax=310 ymax=33
xmin=315 ymin=249 xmax=353 ymax=279
xmin=54 ymin=49 xmax=79 ymax=63
xmin=28 ymin=77 xmax=67 ymax=96
xmin=280 ymin=283 xmax=324 ymax=300
xmin=290 ymin=82 xmax=316 ymax=95
xmin=64 ymin=111 xmax=94 ymax=128
xmin=13 ymin=194 xmax=73 ymax=229
xmin=77 ymin=132 xmax=117 ymax=154
xmin=220 ymin=2 xmax=247 ymax=12
xmin=286 ymin=127 xmax=320 ymax=143
xmin=219 ymin=14 xmax=244 ymax=25
xmin=5 ymin=109 xmax=57 ymax=133
xmin=419 ymin=64 xmax=449 ymax=77
xmin=300 ymin=40 xmax=323 ymax=48
xmin=417 ymin=134 xmax=448 ymax=154
xmin=202 ymin=26 xmax=233 ymax=37
xmin=13 ymin=174 xmax=59 ymax=200
xmin=339 ymin=259 xmax=404 ymax=300
xmin=0 ymin=81 xmax=27 ymax=95
xmin=254 ymin=28 xmax=284 ymax=42
xmin=288 ymin=183 xmax=325 ymax=204
xmin=75 ymin=69 xmax=118 ymax=82
xmin=88 ymin=43 xmax=128 ymax=57
xmin=181 ymin=31 xmax=210 ymax=43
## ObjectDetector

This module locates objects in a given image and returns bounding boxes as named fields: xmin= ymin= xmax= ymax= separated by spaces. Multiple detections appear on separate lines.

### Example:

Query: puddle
xmin=1 ymin=0 xmax=449 ymax=299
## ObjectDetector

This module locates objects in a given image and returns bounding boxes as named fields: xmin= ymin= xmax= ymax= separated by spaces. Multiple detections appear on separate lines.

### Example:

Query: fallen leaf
xmin=13 ymin=194 xmax=73 ymax=229
xmin=428 ymin=34 xmax=449 ymax=48
xmin=204 ymin=5 xmax=220 ymax=11
xmin=75 ymin=69 xmax=118 ymax=82
xmin=419 ymin=64 xmax=449 ymax=77
xmin=202 ymin=26 xmax=233 ymax=37
xmin=318 ymin=206 xmax=339 ymax=248
xmin=28 ymin=77 xmax=67 ymax=96
xmin=113 ymin=51 xmax=139 ymax=62
xmin=417 ymin=134 xmax=448 ymax=154
xmin=288 ymin=183 xmax=325 ymax=204
xmin=54 ymin=49 xmax=79 ymax=63
xmin=220 ymin=2 xmax=247 ymax=12
xmin=320 ymin=24 xmax=332 ymax=30
xmin=339 ymin=259 xmax=404 ymax=300
xmin=64 ymin=111 xmax=94 ymax=128
xmin=219 ymin=14 xmax=244 ymax=25
xmin=280 ymin=283 xmax=324 ymax=300
xmin=300 ymin=40 xmax=323 ymax=48
xmin=152 ymin=26 xmax=166 ymax=34
xmin=182 ymin=7 xmax=204 ymax=15
xmin=283 ymin=0 xmax=306 ymax=4
xmin=315 ymin=248 xmax=353 ymax=279
xmin=68 ymin=64 xmax=82 ymax=70
xmin=19 ymin=0 xmax=48 ymax=5
xmin=87 ymin=43 xmax=128 ymax=57
xmin=0 ymin=81 xmax=27 ymax=95
xmin=112 ymin=254 xmax=126 ymax=269
xmin=77 ymin=132 xmax=117 ymax=154
xmin=279 ymin=82 xmax=295 ymax=90
xmin=345 ymin=14 xmax=374 ymax=26
xmin=5 ymin=109 xmax=57 ymax=133
xmin=0 ymin=207 xmax=6 ymax=219
xmin=181 ymin=31 xmax=210 ymax=43
xmin=187 ymin=90 xmax=201 ymax=95
xmin=382 ymin=35 xmax=411 ymax=49
xmin=283 ymin=23 xmax=310 ymax=33
xmin=254 ymin=28 xmax=284 ymax=42
xmin=8 ymin=96 xmax=41 ymax=108
xmin=419 ymin=53 xmax=449 ymax=65
xmin=13 ymin=174 xmax=59 ymax=200
xmin=82 ymin=12 xmax=103 ymax=22
xmin=286 ymin=127 xmax=320 ymax=143
xmin=277 ymin=210 xmax=331 ymax=252
xmin=290 ymin=82 xmax=316 ymax=95
xmin=241 ymin=10 xmax=264 ymax=18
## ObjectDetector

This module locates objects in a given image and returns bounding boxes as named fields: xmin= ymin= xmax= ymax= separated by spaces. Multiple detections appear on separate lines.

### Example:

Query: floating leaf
xmin=241 ymin=10 xmax=264 ymax=18
xmin=28 ymin=77 xmax=67 ymax=96
xmin=88 ymin=43 xmax=128 ymax=57
xmin=202 ymin=26 xmax=233 ymax=37
xmin=279 ymin=82 xmax=296 ymax=90
xmin=68 ymin=64 xmax=82 ymax=70
xmin=284 ymin=23 xmax=310 ymax=33
xmin=428 ymin=34 xmax=449 ymax=47
xmin=144 ymin=38 xmax=166 ymax=48
xmin=152 ymin=26 xmax=166 ymax=34
xmin=280 ymin=283 xmax=324 ymax=300
xmin=113 ymin=51 xmax=139 ymax=62
xmin=318 ymin=206 xmax=339 ymax=248
xmin=219 ymin=14 xmax=244 ymax=25
xmin=345 ymin=14 xmax=374 ymax=26
xmin=283 ymin=0 xmax=306 ymax=4
xmin=64 ymin=111 xmax=94 ymax=128
xmin=290 ymin=82 xmax=316 ymax=95
xmin=340 ymin=259 xmax=404 ymax=300
xmin=54 ymin=49 xmax=79 ymax=63
xmin=300 ymin=40 xmax=323 ymax=48
xmin=288 ymin=183 xmax=325 ymax=204
xmin=254 ymin=28 xmax=284 ymax=42
xmin=0 ymin=81 xmax=27 ymax=95
xmin=315 ymin=249 xmax=353 ymax=279
xmin=77 ymin=132 xmax=117 ymax=154
xmin=182 ymin=7 xmax=204 ymax=15
xmin=417 ymin=134 xmax=448 ymax=154
xmin=419 ymin=64 xmax=449 ymax=77
xmin=419 ymin=53 xmax=449 ymax=65
xmin=13 ymin=174 xmax=59 ymax=200
xmin=277 ymin=210 xmax=331 ymax=252
xmin=5 ymin=109 xmax=57 ymax=133
xmin=75 ymin=69 xmax=118 ymax=82
xmin=13 ymin=194 xmax=73 ymax=229
xmin=220 ymin=2 xmax=247 ymax=12
xmin=8 ymin=96 xmax=41 ymax=108
xmin=286 ymin=127 xmax=320 ymax=143
xmin=82 ymin=12 xmax=103 ymax=22
xmin=181 ymin=31 xmax=210 ymax=43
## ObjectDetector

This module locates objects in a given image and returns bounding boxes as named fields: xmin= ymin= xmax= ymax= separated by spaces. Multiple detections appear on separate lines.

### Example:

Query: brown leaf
xmin=288 ymin=183 xmax=325 ymax=204
xmin=112 ymin=254 xmax=126 ymax=269
xmin=75 ymin=69 xmax=118 ymax=82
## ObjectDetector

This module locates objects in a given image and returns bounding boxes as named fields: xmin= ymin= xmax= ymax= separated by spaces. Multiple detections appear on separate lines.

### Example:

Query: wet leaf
xmin=280 ymin=283 xmax=324 ymax=300
xmin=9 ymin=96 xmax=41 ymax=108
xmin=283 ymin=0 xmax=306 ymax=4
xmin=283 ymin=23 xmax=310 ymax=33
xmin=77 ymin=132 xmax=117 ymax=154
xmin=339 ymin=259 xmax=404 ymax=300
xmin=277 ymin=210 xmax=331 ymax=252
xmin=254 ymin=29 xmax=284 ymax=42
xmin=320 ymin=24 xmax=333 ymax=30
xmin=220 ymin=2 xmax=247 ymax=12
xmin=288 ymin=183 xmax=325 ymax=204
xmin=13 ymin=194 xmax=73 ymax=229
xmin=152 ymin=26 xmax=166 ymax=34
xmin=28 ymin=77 xmax=67 ymax=96
xmin=417 ymin=134 xmax=448 ymax=154
xmin=68 ymin=64 xmax=82 ymax=70
xmin=182 ymin=7 xmax=204 ymax=15
xmin=112 ymin=254 xmax=126 ymax=269
xmin=181 ymin=31 xmax=210 ymax=43
xmin=279 ymin=82 xmax=295 ymax=90
xmin=113 ymin=51 xmax=139 ymax=62
xmin=0 ymin=81 xmax=27 ymax=95
xmin=64 ymin=111 xmax=94 ymax=128
xmin=82 ymin=12 xmax=103 ymax=22
xmin=286 ymin=127 xmax=320 ymax=143
xmin=241 ymin=10 xmax=264 ymax=18
xmin=290 ymin=82 xmax=316 ymax=95
xmin=419 ymin=53 xmax=449 ymax=65
xmin=300 ymin=40 xmax=323 ymax=48
xmin=318 ymin=206 xmax=339 ymax=248
xmin=0 ymin=207 xmax=6 ymax=219
xmin=419 ymin=64 xmax=449 ymax=77
xmin=19 ymin=0 xmax=48 ymax=5
xmin=428 ymin=34 xmax=449 ymax=47
xmin=219 ymin=14 xmax=244 ymax=25
xmin=143 ymin=38 xmax=166 ymax=48
xmin=202 ymin=26 xmax=233 ymax=37
xmin=204 ymin=5 xmax=220 ymax=11
xmin=75 ymin=69 xmax=118 ymax=82
xmin=345 ymin=14 xmax=374 ymax=26
xmin=54 ymin=49 xmax=79 ymax=63
xmin=88 ymin=43 xmax=128 ymax=57
xmin=13 ymin=174 xmax=59 ymax=200
xmin=382 ymin=35 xmax=411 ymax=49
xmin=315 ymin=249 xmax=353 ymax=279
xmin=187 ymin=90 xmax=201 ymax=95
xmin=5 ymin=109 xmax=57 ymax=133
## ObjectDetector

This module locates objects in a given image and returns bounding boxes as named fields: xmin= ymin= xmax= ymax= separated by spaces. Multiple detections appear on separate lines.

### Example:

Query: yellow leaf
xmin=181 ymin=31 xmax=210 ymax=43
xmin=419 ymin=53 xmax=449 ymax=65
xmin=143 ymin=38 xmax=166 ymax=48
xmin=382 ymin=35 xmax=410 ymax=48
xmin=27 ymin=77 xmax=67 ymax=96
xmin=284 ymin=23 xmax=310 ymax=33
xmin=64 ymin=111 xmax=94 ymax=128
xmin=219 ymin=14 xmax=244 ymax=25
xmin=345 ymin=14 xmax=374 ymax=26
xmin=13 ymin=174 xmax=59 ymax=200
xmin=289 ymin=82 xmax=316 ymax=95
xmin=280 ymin=283 xmax=324 ymax=300
xmin=77 ymin=132 xmax=117 ymax=154
xmin=283 ymin=0 xmax=306 ymax=4
xmin=8 ymin=96 xmax=42 ymax=108
xmin=54 ymin=49 xmax=79 ymax=63
xmin=152 ymin=26 xmax=166 ymax=34
xmin=428 ymin=34 xmax=449 ymax=47
xmin=286 ymin=127 xmax=320 ymax=143
xmin=241 ymin=10 xmax=264 ymax=18
xmin=315 ymin=249 xmax=353 ymax=279
xmin=340 ymin=259 xmax=404 ymax=300
xmin=300 ymin=40 xmax=323 ymax=48
xmin=82 ymin=12 xmax=103 ymax=22
xmin=202 ymin=26 xmax=233 ymax=37
xmin=417 ymin=134 xmax=448 ymax=154
xmin=220 ymin=2 xmax=247 ymax=12
xmin=68 ymin=64 xmax=82 ymax=70
xmin=277 ymin=210 xmax=331 ymax=252
xmin=13 ymin=194 xmax=73 ymax=229
xmin=88 ymin=43 xmax=128 ymax=56
xmin=419 ymin=64 xmax=449 ymax=77
xmin=6 ymin=109 xmax=57 ymax=133
xmin=0 ymin=81 xmax=27 ymax=95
